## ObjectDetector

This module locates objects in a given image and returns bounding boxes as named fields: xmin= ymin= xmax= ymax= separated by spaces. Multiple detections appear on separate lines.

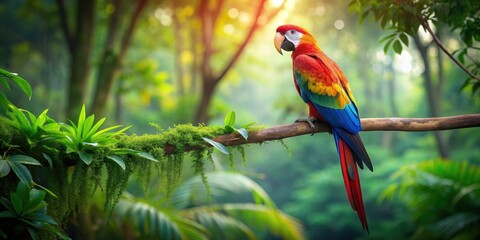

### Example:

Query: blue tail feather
xmin=333 ymin=128 xmax=373 ymax=172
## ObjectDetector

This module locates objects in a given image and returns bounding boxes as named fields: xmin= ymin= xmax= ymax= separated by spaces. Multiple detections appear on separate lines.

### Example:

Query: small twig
xmin=420 ymin=18 xmax=480 ymax=82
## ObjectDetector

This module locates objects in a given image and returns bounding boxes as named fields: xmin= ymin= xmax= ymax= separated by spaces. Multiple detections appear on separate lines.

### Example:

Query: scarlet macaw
xmin=274 ymin=24 xmax=373 ymax=232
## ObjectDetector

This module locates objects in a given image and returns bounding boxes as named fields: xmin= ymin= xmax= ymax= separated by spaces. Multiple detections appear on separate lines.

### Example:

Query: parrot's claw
xmin=295 ymin=117 xmax=317 ymax=129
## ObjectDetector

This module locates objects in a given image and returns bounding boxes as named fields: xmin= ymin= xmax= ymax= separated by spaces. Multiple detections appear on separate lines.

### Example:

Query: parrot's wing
xmin=293 ymin=53 xmax=361 ymax=134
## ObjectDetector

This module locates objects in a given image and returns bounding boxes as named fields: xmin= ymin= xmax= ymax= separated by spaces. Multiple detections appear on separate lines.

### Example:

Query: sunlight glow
xmin=239 ymin=11 xmax=250 ymax=23
xmin=270 ymin=0 xmax=284 ymax=7
xmin=155 ymin=8 xmax=172 ymax=26
xmin=315 ymin=5 xmax=325 ymax=16
xmin=228 ymin=8 xmax=239 ymax=18
xmin=334 ymin=19 xmax=344 ymax=30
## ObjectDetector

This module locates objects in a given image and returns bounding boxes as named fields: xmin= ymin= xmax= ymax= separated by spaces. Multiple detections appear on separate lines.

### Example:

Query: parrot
xmin=274 ymin=24 xmax=373 ymax=232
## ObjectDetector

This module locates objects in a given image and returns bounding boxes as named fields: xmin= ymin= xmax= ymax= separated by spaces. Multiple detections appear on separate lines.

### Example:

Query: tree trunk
xmin=413 ymin=34 xmax=450 ymax=158
xmin=172 ymin=2 xmax=186 ymax=96
xmin=194 ymin=78 xmax=216 ymax=124
xmin=66 ymin=0 xmax=95 ymax=119
xmin=92 ymin=0 xmax=148 ymax=117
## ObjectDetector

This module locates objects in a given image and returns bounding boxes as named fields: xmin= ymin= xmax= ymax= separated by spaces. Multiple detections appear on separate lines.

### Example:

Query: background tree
xmin=55 ymin=0 xmax=149 ymax=118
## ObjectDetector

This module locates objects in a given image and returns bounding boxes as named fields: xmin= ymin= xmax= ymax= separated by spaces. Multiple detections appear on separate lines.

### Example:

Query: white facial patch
xmin=284 ymin=30 xmax=303 ymax=47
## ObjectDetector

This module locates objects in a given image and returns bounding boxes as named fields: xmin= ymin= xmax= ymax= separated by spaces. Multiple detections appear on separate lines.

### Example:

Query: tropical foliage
xmin=350 ymin=0 xmax=480 ymax=94
xmin=0 ymin=68 xmax=31 ymax=110
xmin=382 ymin=159 xmax=480 ymax=239
xmin=115 ymin=172 xmax=304 ymax=239
xmin=0 ymin=182 xmax=67 ymax=239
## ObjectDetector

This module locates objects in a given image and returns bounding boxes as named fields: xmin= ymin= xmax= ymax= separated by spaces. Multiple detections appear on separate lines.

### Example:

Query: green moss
xmin=0 ymin=120 xmax=257 ymax=228
xmin=278 ymin=139 xmax=291 ymax=156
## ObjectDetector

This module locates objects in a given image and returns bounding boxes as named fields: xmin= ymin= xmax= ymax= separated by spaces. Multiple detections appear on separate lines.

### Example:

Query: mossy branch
xmin=164 ymin=114 xmax=480 ymax=155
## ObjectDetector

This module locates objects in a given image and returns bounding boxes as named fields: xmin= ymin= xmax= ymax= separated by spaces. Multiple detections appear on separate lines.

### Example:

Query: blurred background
xmin=1 ymin=0 xmax=479 ymax=239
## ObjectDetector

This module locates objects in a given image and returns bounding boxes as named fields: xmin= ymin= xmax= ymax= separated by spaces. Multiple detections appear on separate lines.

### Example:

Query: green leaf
xmin=399 ymin=33 xmax=409 ymax=46
xmin=202 ymin=137 xmax=229 ymax=155
xmin=8 ymin=155 xmax=41 ymax=166
xmin=0 ymin=160 xmax=11 ymax=178
xmin=383 ymin=38 xmax=394 ymax=54
xmin=472 ymin=82 xmax=480 ymax=95
xmin=25 ymin=189 xmax=47 ymax=215
xmin=16 ymin=181 xmax=30 ymax=199
xmin=236 ymin=128 xmax=248 ymax=140
xmin=107 ymin=155 xmax=126 ymax=170
xmin=134 ymin=151 xmax=158 ymax=162
xmin=81 ymin=115 xmax=96 ymax=139
xmin=224 ymin=125 xmax=235 ymax=133
xmin=43 ymin=153 xmax=53 ymax=168
xmin=10 ymin=192 xmax=24 ymax=215
xmin=240 ymin=122 xmax=256 ymax=128
xmin=86 ymin=117 xmax=106 ymax=139
xmin=0 ymin=92 xmax=10 ymax=111
xmin=76 ymin=105 xmax=87 ymax=139
xmin=9 ymin=75 xmax=32 ymax=99
xmin=30 ymin=212 xmax=57 ymax=225
xmin=359 ymin=10 xmax=370 ymax=24
xmin=0 ymin=68 xmax=32 ymax=99
xmin=33 ymin=182 xmax=58 ymax=198
xmin=78 ymin=151 xmax=93 ymax=165
xmin=393 ymin=40 xmax=403 ymax=54
xmin=224 ymin=111 xmax=236 ymax=127
xmin=0 ymin=197 xmax=14 ymax=213
xmin=110 ymin=148 xmax=158 ymax=162
xmin=0 ymin=73 xmax=10 ymax=89
xmin=8 ymin=162 xmax=33 ymax=185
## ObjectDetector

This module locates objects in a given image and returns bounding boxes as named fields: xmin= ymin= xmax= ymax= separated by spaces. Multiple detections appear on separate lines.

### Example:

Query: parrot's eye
xmin=290 ymin=30 xmax=296 ymax=34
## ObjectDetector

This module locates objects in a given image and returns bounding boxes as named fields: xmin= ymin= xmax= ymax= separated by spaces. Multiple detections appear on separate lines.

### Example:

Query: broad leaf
xmin=134 ymin=151 xmax=158 ymax=162
xmin=236 ymin=128 xmax=248 ymax=140
xmin=8 ymin=155 xmax=41 ymax=166
xmin=202 ymin=137 xmax=229 ymax=155
xmin=224 ymin=125 xmax=235 ymax=133
xmin=77 ymin=151 xmax=93 ymax=165
xmin=9 ymin=162 xmax=33 ymax=185
xmin=10 ymin=192 xmax=24 ymax=215
xmin=240 ymin=122 xmax=256 ymax=128
xmin=393 ymin=40 xmax=403 ymax=54
xmin=42 ymin=153 xmax=53 ymax=168
xmin=24 ymin=189 xmax=47 ymax=215
xmin=0 ymin=68 xmax=32 ymax=98
xmin=224 ymin=111 xmax=236 ymax=127
xmin=0 ymin=160 xmax=11 ymax=178
xmin=110 ymin=148 xmax=159 ymax=162
xmin=107 ymin=155 xmax=126 ymax=170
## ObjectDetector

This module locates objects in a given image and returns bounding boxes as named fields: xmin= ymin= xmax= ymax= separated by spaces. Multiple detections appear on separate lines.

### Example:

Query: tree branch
xmin=164 ymin=114 xmax=480 ymax=154
xmin=215 ymin=0 xmax=267 ymax=82
xmin=118 ymin=0 xmax=148 ymax=60
xmin=420 ymin=18 xmax=480 ymax=82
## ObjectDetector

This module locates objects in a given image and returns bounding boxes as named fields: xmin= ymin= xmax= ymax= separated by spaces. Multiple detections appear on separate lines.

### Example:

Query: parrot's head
xmin=274 ymin=24 xmax=319 ymax=55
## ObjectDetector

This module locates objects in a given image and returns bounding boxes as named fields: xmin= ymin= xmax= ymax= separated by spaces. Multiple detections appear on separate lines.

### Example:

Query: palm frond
xmin=183 ymin=209 xmax=257 ymax=240
xmin=383 ymin=159 xmax=480 ymax=239
xmin=171 ymin=171 xmax=275 ymax=208
xmin=115 ymin=193 xmax=209 ymax=239
xmin=186 ymin=203 xmax=304 ymax=240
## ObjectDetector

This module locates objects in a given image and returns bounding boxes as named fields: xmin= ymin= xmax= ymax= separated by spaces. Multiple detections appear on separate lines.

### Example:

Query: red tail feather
xmin=338 ymin=138 xmax=369 ymax=232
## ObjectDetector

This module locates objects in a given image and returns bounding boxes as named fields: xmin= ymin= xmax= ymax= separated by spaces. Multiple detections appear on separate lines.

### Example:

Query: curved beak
xmin=274 ymin=32 xmax=285 ymax=55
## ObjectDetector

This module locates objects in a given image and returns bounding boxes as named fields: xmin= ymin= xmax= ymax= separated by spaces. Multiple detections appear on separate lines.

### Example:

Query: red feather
xmin=339 ymin=138 xmax=369 ymax=232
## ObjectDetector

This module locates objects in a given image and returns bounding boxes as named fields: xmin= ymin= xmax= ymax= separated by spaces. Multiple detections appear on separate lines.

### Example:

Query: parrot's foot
xmin=295 ymin=117 xmax=317 ymax=129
